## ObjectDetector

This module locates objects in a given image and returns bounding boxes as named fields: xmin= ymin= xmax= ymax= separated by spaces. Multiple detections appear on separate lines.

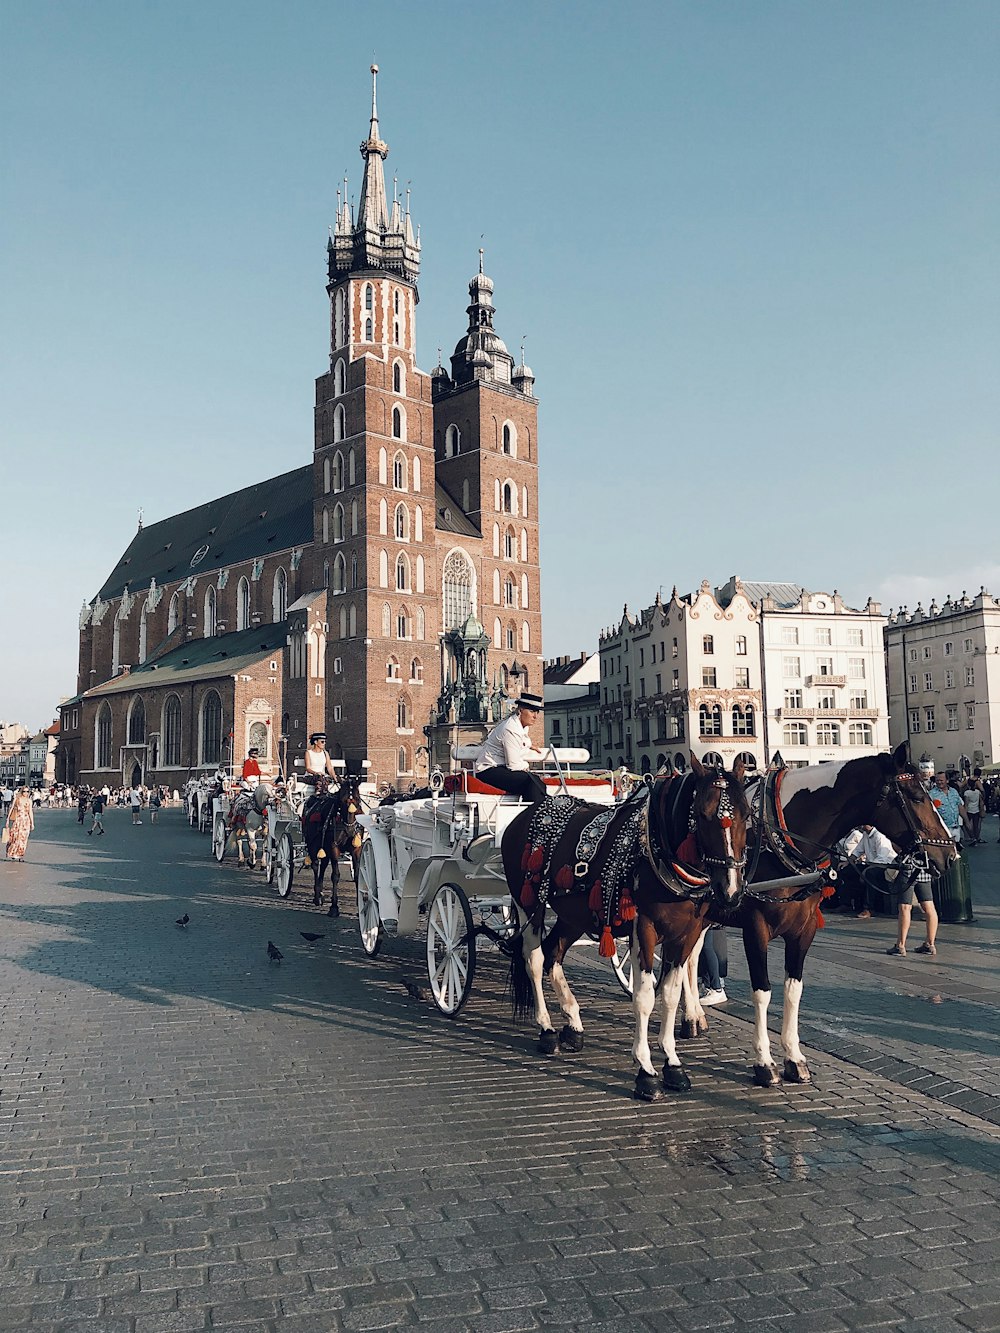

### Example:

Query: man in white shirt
xmin=842 ymin=824 xmax=897 ymax=918
xmin=474 ymin=693 xmax=547 ymax=803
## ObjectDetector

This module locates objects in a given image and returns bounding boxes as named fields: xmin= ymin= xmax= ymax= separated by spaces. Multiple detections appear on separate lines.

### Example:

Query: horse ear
xmin=892 ymin=742 xmax=909 ymax=772
xmin=690 ymin=753 xmax=706 ymax=778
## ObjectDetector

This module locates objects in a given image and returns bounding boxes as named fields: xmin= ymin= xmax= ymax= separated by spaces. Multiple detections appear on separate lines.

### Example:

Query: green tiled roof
xmin=86 ymin=623 xmax=289 ymax=696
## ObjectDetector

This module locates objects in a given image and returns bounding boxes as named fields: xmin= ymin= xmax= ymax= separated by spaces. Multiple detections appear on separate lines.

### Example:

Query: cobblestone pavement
xmin=1 ymin=808 xmax=998 ymax=1333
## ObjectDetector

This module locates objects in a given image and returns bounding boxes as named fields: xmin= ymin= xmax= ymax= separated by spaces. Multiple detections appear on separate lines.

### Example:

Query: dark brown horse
xmin=687 ymin=744 xmax=959 ymax=1086
xmin=500 ymin=755 xmax=751 ymax=1101
xmin=302 ymin=777 xmax=364 ymax=917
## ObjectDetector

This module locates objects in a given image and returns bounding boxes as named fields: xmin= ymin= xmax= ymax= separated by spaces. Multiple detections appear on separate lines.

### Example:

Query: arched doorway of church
xmin=129 ymin=760 xmax=143 ymax=789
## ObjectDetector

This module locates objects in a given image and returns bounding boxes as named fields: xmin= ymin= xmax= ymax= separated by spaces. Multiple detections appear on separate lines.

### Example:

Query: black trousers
xmin=476 ymin=766 xmax=546 ymax=803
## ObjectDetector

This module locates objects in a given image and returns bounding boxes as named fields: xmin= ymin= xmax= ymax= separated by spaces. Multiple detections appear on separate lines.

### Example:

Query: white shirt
xmin=963 ymin=786 xmax=982 ymax=814
xmin=475 ymin=713 xmax=542 ymax=773
xmin=842 ymin=827 xmax=896 ymax=866
xmin=305 ymin=747 xmax=338 ymax=781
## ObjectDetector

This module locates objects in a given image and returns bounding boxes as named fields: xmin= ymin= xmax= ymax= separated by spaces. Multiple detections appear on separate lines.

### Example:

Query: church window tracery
xmin=237 ymin=577 xmax=251 ymax=631
xmin=163 ymin=695 xmax=182 ymax=766
xmin=273 ymin=568 xmax=287 ymax=621
xmin=204 ymin=585 xmax=217 ymax=637
xmin=96 ymin=702 xmax=113 ymax=769
xmin=201 ymin=692 xmax=222 ymax=765
xmin=392 ymin=450 xmax=407 ymax=490
xmin=442 ymin=550 xmax=474 ymax=630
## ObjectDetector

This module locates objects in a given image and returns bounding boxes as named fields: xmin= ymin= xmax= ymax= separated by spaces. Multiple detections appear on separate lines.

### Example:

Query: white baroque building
xmin=598 ymin=577 xmax=889 ymax=773
xmin=884 ymin=589 xmax=1000 ymax=773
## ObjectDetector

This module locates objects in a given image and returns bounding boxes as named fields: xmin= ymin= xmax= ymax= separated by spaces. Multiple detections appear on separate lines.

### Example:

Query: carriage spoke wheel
xmin=610 ymin=935 xmax=662 ymax=997
xmin=212 ymin=815 xmax=227 ymax=863
xmin=426 ymin=883 xmax=476 ymax=1017
xmin=356 ymin=841 xmax=382 ymax=957
xmin=265 ymin=835 xmax=276 ymax=884
xmin=274 ymin=834 xmax=294 ymax=899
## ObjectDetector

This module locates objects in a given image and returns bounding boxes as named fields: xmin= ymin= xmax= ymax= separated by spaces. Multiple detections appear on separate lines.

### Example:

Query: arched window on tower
xmin=442 ymin=549 xmax=474 ymax=630
xmin=138 ymin=600 xmax=149 ymax=664
xmin=414 ymin=506 xmax=423 ymax=542
xmin=167 ymin=592 xmax=180 ymax=635
xmin=332 ymin=450 xmax=344 ymax=491
xmin=332 ymin=504 xmax=345 ymax=543
xmin=393 ymin=451 xmax=407 ymax=491
xmin=378 ymin=448 xmax=387 ymax=485
xmin=392 ymin=360 xmax=403 ymax=394
xmin=323 ymin=457 xmax=331 ymax=493
xmin=395 ymin=553 xmax=410 ymax=592
xmin=445 ymin=424 xmax=460 ymax=458
xmin=392 ymin=405 xmax=405 ymax=440
xmin=394 ymin=502 xmax=409 ymax=541
xmin=333 ymin=405 xmax=345 ymax=443
xmin=364 ymin=282 xmax=373 ymax=310
xmin=96 ymin=702 xmax=113 ymax=769
xmin=412 ymin=456 xmax=420 ymax=492
xmin=365 ymin=317 xmax=373 ymax=341
xmin=334 ymin=358 xmax=345 ymax=396
xmin=332 ymin=553 xmax=346 ymax=594
xmin=351 ymin=499 xmax=358 ymax=535
xmin=348 ymin=448 xmax=356 ymax=485
xmin=502 ymin=421 xmax=517 ymax=456
xmin=504 ymin=526 xmax=516 ymax=561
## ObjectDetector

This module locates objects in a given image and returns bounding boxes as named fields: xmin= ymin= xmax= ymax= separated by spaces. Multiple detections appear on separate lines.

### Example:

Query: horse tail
xmin=507 ymin=933 xmax=536 ymax=1025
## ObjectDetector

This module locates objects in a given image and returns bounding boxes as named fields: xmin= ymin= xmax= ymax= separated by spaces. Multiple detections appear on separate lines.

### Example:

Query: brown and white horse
xmin=500 ymin=755 xmax=752 ymax=1101
xmin=686 ymin=744 xmax=958 ymax=1087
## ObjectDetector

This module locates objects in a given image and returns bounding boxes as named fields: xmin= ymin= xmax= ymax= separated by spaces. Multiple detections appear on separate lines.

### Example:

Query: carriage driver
xmin=303 ymin=732 xmax=340 ymax=787
xmin=474 ymin=692 xmax=548 ymax=804
xmin=240 ymin=748 xmax=262 ymax=784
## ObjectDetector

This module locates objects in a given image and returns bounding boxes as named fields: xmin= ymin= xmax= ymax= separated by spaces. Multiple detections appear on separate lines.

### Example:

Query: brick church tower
xmin=316 ymin=67 xmax=541 ymax=786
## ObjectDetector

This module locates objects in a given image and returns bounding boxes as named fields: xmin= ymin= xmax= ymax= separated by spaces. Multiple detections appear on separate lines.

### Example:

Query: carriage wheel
xmin=356 ymin=841 xmax=382 ymax=957
xmin=426 ymin=882 xmax=476 ymax=1017
xmin=200 ymin=802 xmax=211 ymax=834
xmin=610 ymin=936 xmax=663 ymax=997
xmin=274 ymin=834 xmax=294 ymax=899
xmin=212 ymin=815 xmax=227 ymax=863
xmin=265 ymin=837 xmax=276 ymax=884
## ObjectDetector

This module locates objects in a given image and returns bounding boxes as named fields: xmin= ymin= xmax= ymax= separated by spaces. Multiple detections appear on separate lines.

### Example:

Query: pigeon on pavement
xmin=175 ymin=914 xmax=190 ymax=928
xmin=267 ymin=940 xmax=283 ymax=963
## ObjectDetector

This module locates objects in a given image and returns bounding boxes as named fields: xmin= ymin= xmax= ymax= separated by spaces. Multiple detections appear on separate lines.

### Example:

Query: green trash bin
xmin=933 ymin=849 xmax=975 ymax=924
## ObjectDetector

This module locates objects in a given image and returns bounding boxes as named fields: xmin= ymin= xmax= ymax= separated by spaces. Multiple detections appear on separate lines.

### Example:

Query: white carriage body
xmin=358 ymin=748 xmax=615 ymax=940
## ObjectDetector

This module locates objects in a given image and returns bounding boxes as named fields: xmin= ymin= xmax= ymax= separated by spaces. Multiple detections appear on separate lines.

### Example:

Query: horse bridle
xmin=694 ymin=776 xmax=748 ymax=880
xmin=873 ymin=773 xmax=954 ymax=881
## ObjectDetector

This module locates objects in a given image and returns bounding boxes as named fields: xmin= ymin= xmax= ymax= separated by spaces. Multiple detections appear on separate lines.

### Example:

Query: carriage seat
xmin=449 ymin=745 xmax=606 ymax=801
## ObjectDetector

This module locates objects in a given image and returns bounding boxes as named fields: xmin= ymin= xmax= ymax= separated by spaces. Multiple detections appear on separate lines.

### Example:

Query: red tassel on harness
xmin=554 ymin=864 xmax=574 ymax=891
xmin=527 ymin=846 xmax=545 ymax=873
xmin=821 ymin=884 xmax=835 ymax=899
xmin=520 ymin=844 xmax=531 ymax=871
xmin=588 ymin=879 xmax=603 ymax=914
xmin=620 ymin=892 xmax=637 ymax=923
xmin=599 ymin=926 xmax=616 ymax=958
xmin=521 ymin=879 xmax=537 ymax=911
xmin=815 ymin=906 xmax=826 ymax=929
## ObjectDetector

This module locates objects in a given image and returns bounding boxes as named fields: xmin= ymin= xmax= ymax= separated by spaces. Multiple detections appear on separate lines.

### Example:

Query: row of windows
xmin=698 ymin=706 xmax=757 ymax=738
xmin=783 ymin=656 xmax=867 ymax=678
xmin=114 ymin=569 xmax=288 ymax=672
xmin=777 ymin=625 xmax=865 ymax=647
xmin=95 ymin=691 xmax=233 ymax=770
xmin=442 ymin=421 xmax=520 ymax=459
xmin=909 ymin=704 xmax=975 ymax=734
xmin=909 ymin=638 xmax=976 ymax=661
xmin=784 ymin=689 xmax=869 ymax=709
xmin=322 ymin=446 xmax=422 ymax=495
xmin=491 ymin=524 xmax=529 ymax=563
xmin=782 ymin=721 xmax=874 ymax=747
xmin=909 ymin=668 xmax=975 ymax=691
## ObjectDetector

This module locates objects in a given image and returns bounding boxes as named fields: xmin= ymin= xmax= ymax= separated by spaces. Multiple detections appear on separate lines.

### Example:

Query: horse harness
xmin=517 ymin=774 xmax=741 ymax=956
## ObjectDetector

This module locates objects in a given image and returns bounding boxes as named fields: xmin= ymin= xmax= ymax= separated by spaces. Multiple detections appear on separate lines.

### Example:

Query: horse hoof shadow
xmin=633 ymin=1071 xmax=664 ymax=1102
xmin=662 ymin=1065 xmax=692 ymax=1093
xmin=558 ymin=1025 xmax=583 ymax=1054
xmin=782 ymin=1060 xmax=811 ymax=1084
xmin=753 ymin=1063 xmax=780 ymax=1088
xmin=537 ymin=1029 xmax=559 ymax=1056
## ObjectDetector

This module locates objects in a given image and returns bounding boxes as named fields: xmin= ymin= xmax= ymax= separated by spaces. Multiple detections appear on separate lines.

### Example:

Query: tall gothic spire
xmin=356 ymin=64 xmax=389 ymax=235
xmin=327 ymin=65 xmax=420 ymax=285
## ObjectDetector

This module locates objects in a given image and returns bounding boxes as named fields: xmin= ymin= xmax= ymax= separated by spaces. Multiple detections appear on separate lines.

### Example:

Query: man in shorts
xmin=886 ymin=868 xmax=939 ymax=958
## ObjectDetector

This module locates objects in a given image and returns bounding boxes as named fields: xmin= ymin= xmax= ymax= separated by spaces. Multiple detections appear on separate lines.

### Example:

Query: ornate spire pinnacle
xmin=328 ymin=66 xmax=420 ymax=286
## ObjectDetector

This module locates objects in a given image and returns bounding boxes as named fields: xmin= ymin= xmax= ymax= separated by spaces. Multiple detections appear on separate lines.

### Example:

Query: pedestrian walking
xmin=89 ymin=791 xmax=106 ymax=835
xmin=698 ymin=925 xmax=728 ymax=1005
xmin=4 ymin=788 xmax=35 ymax=862
xmin=963 ymin=770 xmax=984 ymax=845
xmin=130 ymin=784 xmax=143 ymax=825
xmin=149 ymin=788 xmax=162 ymax=823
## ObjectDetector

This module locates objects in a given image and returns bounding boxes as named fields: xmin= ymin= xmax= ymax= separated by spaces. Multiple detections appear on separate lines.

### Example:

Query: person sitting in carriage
xmin=302 ymin=732 xmax=341 ymax=788
xmin=474 ymin=692 xmax=548 ymax=804
xmin=240 ymin=747 xmax=263 ymax=785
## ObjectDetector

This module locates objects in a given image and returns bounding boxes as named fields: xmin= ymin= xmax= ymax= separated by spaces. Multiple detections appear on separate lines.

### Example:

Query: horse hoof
xmin=783 ymin=1059 xmax=812 ymax=1084
xmin=753 ymin=1063 xmax=780 ymax=1087
xmin=678 ymin=1019 xmax=700 ymax=1041
xmin=537 ymin=1029 xmax=559 ymax=1056
xmin=697 ymin=1014 xmax=709 ymax=1034
xmin=558 ymin=1025 xmax=584 ymax=1054
xmin=327 ymin=903 xmax=340 ymax=918
xmin=662 ymin=1064 xmax=692 ymax=1093
xmin=634 ymin=1071 xmax=664 ymax=1102
xmin=313 ymin=893 xmax=322 ymax=907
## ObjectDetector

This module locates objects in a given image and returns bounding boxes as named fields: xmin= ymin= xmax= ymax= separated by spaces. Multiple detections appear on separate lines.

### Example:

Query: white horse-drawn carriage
xmin=356 ymin=748 xmax=620 ymax=1016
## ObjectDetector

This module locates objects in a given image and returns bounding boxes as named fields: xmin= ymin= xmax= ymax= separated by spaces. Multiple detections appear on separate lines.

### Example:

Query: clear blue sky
xmin=2 ymin=0 xmax=997 ymax=726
